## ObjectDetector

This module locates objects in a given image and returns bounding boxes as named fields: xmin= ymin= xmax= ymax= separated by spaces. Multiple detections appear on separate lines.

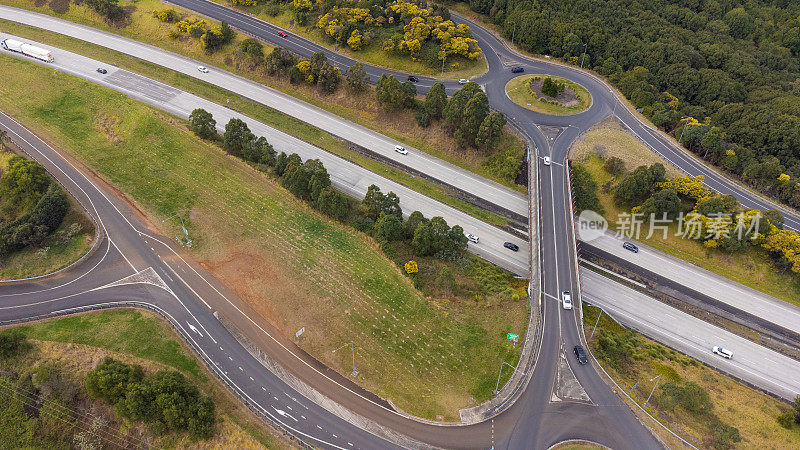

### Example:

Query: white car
xmin=458 ymin=78 xmax=469 ymax=84
xmin=197 ymin=66 xmax=209 ymax=73
xmin=712 ymin=346 xmax=733 ymax=359
xmin=466 ymin=233 xmax=479 ymax=244
xmin=394 ymin=145 xmax=408 ymax=155
xmin=561 ymin=291 xmax=572 ymax=310
xmin=543 ymin=156 xmax=551 ymax=166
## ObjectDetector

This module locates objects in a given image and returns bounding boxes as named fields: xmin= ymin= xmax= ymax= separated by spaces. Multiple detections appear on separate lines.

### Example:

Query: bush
xmin=571 ymin=163 xmax=604 ymax=214
xmin=603 ymin=156 xmax=626 ymax=176
xmin=711 ymin=422 xmax=741 ymax=449
xmin=777 ymin=411 xmax=796 ymax=429
xmin=0 ymin=329 xmax=30 ymax=359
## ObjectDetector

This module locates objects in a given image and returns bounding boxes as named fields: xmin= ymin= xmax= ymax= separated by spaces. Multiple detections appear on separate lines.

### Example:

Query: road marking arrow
xmin=187 ymin=322 xmax=203 ymax=338
xmin=272 ymin=406 xmax=298 ymax=422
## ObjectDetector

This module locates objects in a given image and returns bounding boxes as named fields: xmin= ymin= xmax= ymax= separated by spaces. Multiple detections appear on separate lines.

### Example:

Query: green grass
xmin=220 ymin=2 xmax=488 ymax=79
xmin=578 ymin=153 xmax=800 ymax=307
xmin=0 ymin=53 xmax=528 ymax=419
xmin=505 ymin=74 xmax=591 ymax=115
xmin=0 ymin=0 xmax=527 ymax=194
xmin=583 ymin=303 xmax=800 ymax=449
xmin=11 ymin=309 xmax=202 ymax=378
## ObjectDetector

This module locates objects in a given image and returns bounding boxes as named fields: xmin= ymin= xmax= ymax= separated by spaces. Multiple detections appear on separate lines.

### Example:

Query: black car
xmin=407 ymin=75 xmax=419 ymax=82
xmin=623 ymin=242 xmax=639 ymax=253
xmin=511 ymin=66 xmax=525 ymax=73
xmin=504 ymin=242 xmax=519 ymax=252
xmin=573 ymin=345 xmax=588 ymax=364
xmin=96 ymin=68 xmax=107 ymax=74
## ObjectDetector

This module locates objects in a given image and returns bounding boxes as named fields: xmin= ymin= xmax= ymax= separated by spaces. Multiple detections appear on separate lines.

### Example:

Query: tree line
xmin=0 ymin=155 xmax=70 ymax=257
xmin=189 ymin=108 xmax=469 ymax=259
xmin=463 ymin=0 xmax=800 ymax=210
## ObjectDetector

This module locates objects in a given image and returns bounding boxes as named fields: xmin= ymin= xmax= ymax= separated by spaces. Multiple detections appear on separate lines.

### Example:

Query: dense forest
xmin=457 ymin=0 xmax=800 ymax=208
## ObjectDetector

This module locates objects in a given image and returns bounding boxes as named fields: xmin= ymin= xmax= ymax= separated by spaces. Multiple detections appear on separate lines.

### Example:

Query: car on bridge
xmin=562 ymin=291 xmax=572 ymax=310
xmin=573 ymin=345 xmax=588 ymax=364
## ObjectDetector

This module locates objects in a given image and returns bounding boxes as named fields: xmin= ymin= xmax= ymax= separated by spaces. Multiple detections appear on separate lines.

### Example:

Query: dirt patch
xmin=529 ymin=78 xmax=579 ymax=107
xmin=33 ymin=0 xmax=47 ymax=7
xmin=94 ymin=113 xmax=122 ymax=144
xmin=48 ymin=0 xmax=70 ymax=14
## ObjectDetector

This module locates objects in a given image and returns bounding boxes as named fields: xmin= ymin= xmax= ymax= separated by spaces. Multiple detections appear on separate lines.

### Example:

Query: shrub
xmin=0 ymin=329 xmax=30 ymax=359
xmin=603 ymin=156 xmax=626 ymax=176
xmin=154 ymin=9 xmax=180 ymax=23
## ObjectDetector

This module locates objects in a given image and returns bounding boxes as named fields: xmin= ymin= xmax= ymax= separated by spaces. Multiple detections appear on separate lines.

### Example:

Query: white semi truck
xmin=1 ymin=38 xmax=54 ymax=63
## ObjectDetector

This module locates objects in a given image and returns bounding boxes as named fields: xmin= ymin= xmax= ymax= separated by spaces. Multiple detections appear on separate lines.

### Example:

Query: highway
xmin=582 ymin=270 xmax=800 ymax=401
xmin=0 ymin=30 xmax=529 ymax=276
xmin=585 ymin=231 xmax=800 ymax=336
xmin=4 ymin=1 xmax=799 ymax=449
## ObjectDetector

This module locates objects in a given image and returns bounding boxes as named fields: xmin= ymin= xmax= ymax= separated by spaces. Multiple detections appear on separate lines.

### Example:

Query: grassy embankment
xmin=211 ymin=1 xmax=488 ymax=79
xmin=0 ymin=149 xmax=94 ymax=280
xmin=571 ymin=126 xmax=800 ymax=306
xmin=505 ymin=74 xmax=591 ymax=115
xmin=0 ymin=19 xmax=509 ymax=227
xmin=0 ymin=53 xmax=528 ymax=419
xmin=583 ymin=303 xmax=800 ymax=449
xmin=0 ymin=0 xmax=527 ymax=195
xmin=2 ymin=309 xmax=292 ymax=448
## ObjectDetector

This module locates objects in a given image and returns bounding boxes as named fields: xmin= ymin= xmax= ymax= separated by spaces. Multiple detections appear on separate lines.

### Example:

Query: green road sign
xmin=507 ymin=333 xmax=519 ymax=342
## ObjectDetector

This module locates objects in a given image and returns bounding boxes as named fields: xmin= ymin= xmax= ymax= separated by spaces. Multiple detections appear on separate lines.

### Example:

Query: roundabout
xmin=505 ymin=74 xmax=592 ymax=115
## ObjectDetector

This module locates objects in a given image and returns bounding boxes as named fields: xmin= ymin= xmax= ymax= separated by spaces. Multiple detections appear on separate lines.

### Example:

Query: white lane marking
xmin=249 ymin=376 xmax=254 ymax=381
xmin=238 ymin=366 xmax=243 ymax=371
xmin=271 ymin=406 xmax=298 ymax=422
xmin=187 ymin=322 xmax=203 ymax=337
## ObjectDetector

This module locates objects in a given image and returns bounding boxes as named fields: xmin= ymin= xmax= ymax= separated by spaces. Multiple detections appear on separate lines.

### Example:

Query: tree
xmin=189 ymin=108 xmax=217 ymax=140
xmin=223 ymin=118 xmax=255 ymax=158
xmin=424 ymin=83 xmax=448 ymax=119
xmin=239 ymin=38 xmax=264 ymax=59
xmin=0 ymin=156 xmax=51 ymax=219
xmin=763 ymin=210 xmax=784 ymax=229
xmin=458 ymin=91 xmax=489 ymax=147
xmin=85 ymin=357 xmax=143 ymax=405
xmin=541 ymin=77 xmax=563 ymax=97
xmin=443 ymin=82 xmax=481 ymax=131
xmin=219 ymin=21 xmax=236 ymax=44
xmin=282 ymin=161 xmax=311 ymax=199
xmin=474 ymin=112 xmax=506 ymax=149
xmin=363 ymin=184 xmax=386 ymax=220
xmin=571 ymin=163 xmax=604 ymax=214
xmin=345 ymin=63 xmax=368 ymax=93
xmin=29 ymin=184 xmax=69 ymax=232
xmin=316 ymin=186 xmax=350 ymax=221
xmin=404 ymin=210 xmax=427 ymax=239
xmin=317 ymin=61 xmax=341 ymax=94
xmin=639 ymin=188 xmax=682 ymax=220
xmin=415 ymin=107 xmax=431 ymax=128
xmin=265 ymin=47 xmax=297 ymax=75
xmin=376 ymin=74 xmax=405 ymax=110
xmin=613 ymin=163 xmax=665 ymax=207
xmin=240 ymin=136 xmax=276 ymax=166
xmin=373 ymin=212 xmax=404 ymax=241
xmin=400 ymin=81 xmax=417 ymax=109
xmin=603 ymin=157 xmax=626 ymax=176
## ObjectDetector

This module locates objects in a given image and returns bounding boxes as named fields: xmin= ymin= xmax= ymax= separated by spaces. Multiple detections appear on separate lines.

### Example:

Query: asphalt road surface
xmin=0 ymin=31 xmax=530 ymax=276
xmin=582 ymin=270 xmax=800 ymax=401
xmin=586 ymin=231 xmax=800 ymax=336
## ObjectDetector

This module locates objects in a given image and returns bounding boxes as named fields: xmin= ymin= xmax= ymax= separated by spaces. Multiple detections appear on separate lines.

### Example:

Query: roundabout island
xmin=506 ymin=74 xmax=592 ymax=115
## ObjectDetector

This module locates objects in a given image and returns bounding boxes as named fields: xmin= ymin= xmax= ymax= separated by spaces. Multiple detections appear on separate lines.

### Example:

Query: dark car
xmin=623 ymin=242 xmax=639 ymax=253
xmin=511 ymin=66 xmax=525 ymax=73
xmin=407 ymin=75 xmax=419 ymax=82
xmin=504 ymin=242 xmax=519 ymax=252
xmin=573 ymin=345 xmax=588 ymax=364
xmin=96 ymin=68 xmax=107 ymax=74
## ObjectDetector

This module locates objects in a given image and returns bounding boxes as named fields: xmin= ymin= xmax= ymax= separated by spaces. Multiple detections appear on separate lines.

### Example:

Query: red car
xmin=277 ymin=31 xmax=288 ymax=38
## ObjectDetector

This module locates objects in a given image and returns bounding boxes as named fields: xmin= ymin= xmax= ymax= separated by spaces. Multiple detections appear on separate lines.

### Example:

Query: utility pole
xmin=678 ymin=116 xmax=690 ymax=144
xmin=441 ymin=53 xmax=446 ymax=77
xmin=644 ymin=374 xmax=662 ymax=406
xmin=333 ymin=343 xmax=358 ymax=377
xmin=509 ymin=22 xmax=516 ymax=47
xmin=590 ymin=309 xmax=603 ymax=339
xmin=580 ymin=42 xmax=588 ymax=69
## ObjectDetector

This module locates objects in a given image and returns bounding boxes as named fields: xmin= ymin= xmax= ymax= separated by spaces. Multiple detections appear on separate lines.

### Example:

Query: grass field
xmin=571 ymin=125 xmax=800 ymax=306
xmin=583 ymin=303 xmax=800 ymax=449
xmin=505 ymin=74 xmax=591 ymax=115
xmin=0 ymin=53 xmax=528 ymax=419
xmin=0 ymin=20 xmax=510 ymax=227
xmin=3 ymin=309 xmax=291 ymax=448
xmin=215 ymin=2 xmax=488 ymax=79
xmin=0 ymin=149 xmax=95 ymax=281
xmin=0 ymin=0 xmax=527 ymax=193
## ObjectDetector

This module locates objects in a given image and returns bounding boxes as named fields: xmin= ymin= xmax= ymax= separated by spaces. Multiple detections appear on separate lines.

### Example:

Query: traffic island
xmin=506 ymin=74 xmax=592 ymax=115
